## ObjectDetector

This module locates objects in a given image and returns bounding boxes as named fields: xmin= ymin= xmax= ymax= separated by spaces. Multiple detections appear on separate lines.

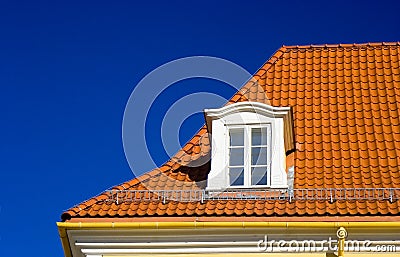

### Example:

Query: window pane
xmin=251 ymin=147 xmax=267 ymax=165
xmin=229 ymin=167 xmax=244 ymax=186
xmin=252 ymin=127 xmax=268 ymax=146
xmin=251 ymin=167 xmax=268 ymax=185
xmin=230 ymin=128 xmax=244 ymax=146
xmin=229 ymin=148 xmax=244 ymax=166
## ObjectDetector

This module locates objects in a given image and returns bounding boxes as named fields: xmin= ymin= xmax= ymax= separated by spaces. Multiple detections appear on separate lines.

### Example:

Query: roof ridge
xmin=283 ymin=42 xmax=400 ymax=49
xmin=249 ymin=45 xmax=288 ymax=80
xmin=228 ymin=46 xmax=288 ymax=101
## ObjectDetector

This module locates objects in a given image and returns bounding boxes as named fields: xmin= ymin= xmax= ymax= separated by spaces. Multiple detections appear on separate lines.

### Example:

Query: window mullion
xmin=267 ymin=124 xmax=271 ymax=186
xmin=244 ymin=126 xmax=251 ymax=187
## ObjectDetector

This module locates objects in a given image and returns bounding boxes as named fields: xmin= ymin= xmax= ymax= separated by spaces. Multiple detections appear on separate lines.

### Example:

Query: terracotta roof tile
xmin=61 ymin=42 xmax=400 ymax=220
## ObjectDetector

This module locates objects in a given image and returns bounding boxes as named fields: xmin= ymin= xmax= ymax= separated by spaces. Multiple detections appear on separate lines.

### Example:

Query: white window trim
xmin=227 ymin=123 xmax=272 ymax=188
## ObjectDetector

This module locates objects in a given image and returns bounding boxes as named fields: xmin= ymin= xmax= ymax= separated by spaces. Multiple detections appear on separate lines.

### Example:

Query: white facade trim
xmin=66 ymin=227 xmax=400 ymax=256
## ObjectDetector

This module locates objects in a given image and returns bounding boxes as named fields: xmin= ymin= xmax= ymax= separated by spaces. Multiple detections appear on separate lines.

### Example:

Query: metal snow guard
xmin=106 ymin=188 xmax=400 ymax=204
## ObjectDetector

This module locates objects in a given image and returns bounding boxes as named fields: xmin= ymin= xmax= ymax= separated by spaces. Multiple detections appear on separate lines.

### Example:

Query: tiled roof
xmin=62 ymin=42 xmax=400 ymax=220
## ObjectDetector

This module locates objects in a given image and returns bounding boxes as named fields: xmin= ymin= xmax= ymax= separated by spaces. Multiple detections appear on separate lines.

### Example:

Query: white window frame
xmin=204 ymin=102 xmax=294 ymax=190
xmin=227 ymin=124 xmax=272 ymax=188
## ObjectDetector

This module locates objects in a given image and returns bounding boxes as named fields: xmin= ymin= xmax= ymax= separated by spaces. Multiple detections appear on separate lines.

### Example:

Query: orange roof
xmin=62 ymin=42 xmax=400 ymax=220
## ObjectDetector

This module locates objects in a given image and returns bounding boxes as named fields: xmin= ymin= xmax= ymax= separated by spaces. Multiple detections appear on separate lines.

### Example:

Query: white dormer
xmin=204 ymin=102 xmax=294 ymax=190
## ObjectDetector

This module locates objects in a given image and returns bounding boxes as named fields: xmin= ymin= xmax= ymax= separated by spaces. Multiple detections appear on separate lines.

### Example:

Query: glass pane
xmin=229 ymin=148 xmax=244 ymax=166
xmin=251 ymin=147 xmax=267 ymax=165
xmin=229 ymin=167 xmax=244 ymax=186
xmin=251 ymin=167 xmax=268 ymax=185
xmin=230 ymin=128 xmax=244 ymax=146
xmin=252 ymin=127 xmax=268 ymax=146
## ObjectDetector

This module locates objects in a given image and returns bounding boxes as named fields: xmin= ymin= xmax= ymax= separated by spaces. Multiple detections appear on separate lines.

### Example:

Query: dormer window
xmin=204 ymin=102 xmax=294 ymax=190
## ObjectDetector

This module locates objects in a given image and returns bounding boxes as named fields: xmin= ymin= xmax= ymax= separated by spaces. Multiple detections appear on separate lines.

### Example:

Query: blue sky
xmin=1 ymin=1 xmax=399 ymax=256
